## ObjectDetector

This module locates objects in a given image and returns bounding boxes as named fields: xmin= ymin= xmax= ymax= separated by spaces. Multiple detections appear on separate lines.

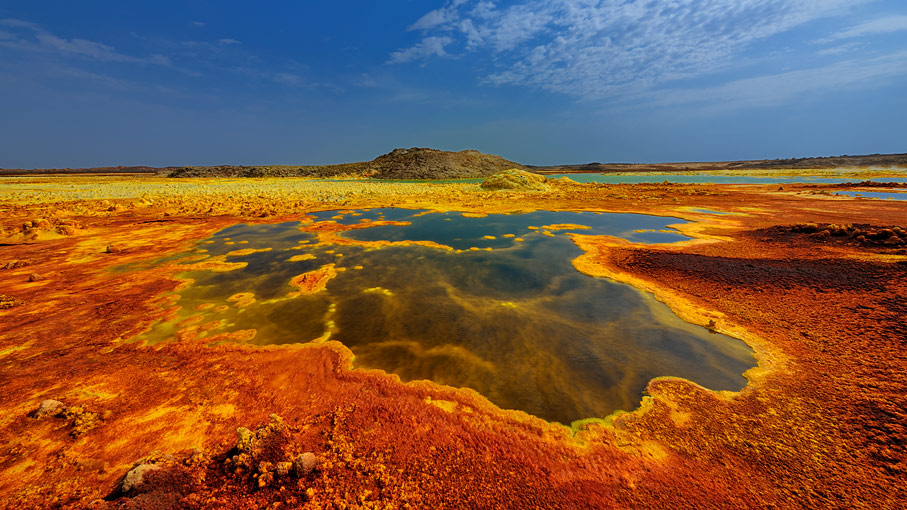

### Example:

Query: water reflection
xmin=136 ymin=209 xmax=755 ymax=424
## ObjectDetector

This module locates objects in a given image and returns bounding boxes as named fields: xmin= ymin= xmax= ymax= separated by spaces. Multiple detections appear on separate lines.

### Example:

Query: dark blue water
xmin=341 ymin=209 xmax=688 ymax=248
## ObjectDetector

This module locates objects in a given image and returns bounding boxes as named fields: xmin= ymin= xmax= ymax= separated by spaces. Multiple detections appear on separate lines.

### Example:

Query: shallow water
xmin=341 ymin=209 xmax=689 ymax=246
xmin=137 ymin=209 xmax=755 ymax=424
xmin=549 ymin=173 xmax=907 ymax=185
xmin=834 ymin=190 xmax=907 ymax=201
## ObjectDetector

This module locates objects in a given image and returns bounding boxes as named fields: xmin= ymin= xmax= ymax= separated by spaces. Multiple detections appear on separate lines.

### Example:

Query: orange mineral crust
xmin=0 ymin=175 xmax=905 ymax=508
xmin=288 ymin=264 xmax=339 ymax=296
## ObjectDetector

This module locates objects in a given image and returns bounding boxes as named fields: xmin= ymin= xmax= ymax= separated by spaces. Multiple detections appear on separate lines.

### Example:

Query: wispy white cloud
xmin=817 ymin=42 xmax=863 ymax=56
xmin=0 ymin=18 xmax=150 ymax=63
xmin=0 ymin=18 xmax=311 ymax=89
xmin=388 ymin=36 xmax=452 ymax=64
xmin=394 ymin=0 xmax=869 ymax=99
xmin=33 ymin=32 xmax=141 ymax=62
xmin=639 ymin=51 xmax=907 ymax=112
xmin=0 ymin=18 xmax=40 ymax=31
xmin=409 ymin=7 xmax=457 ymax=31
xmin=819 ymin=15 xmax=907 ymax=43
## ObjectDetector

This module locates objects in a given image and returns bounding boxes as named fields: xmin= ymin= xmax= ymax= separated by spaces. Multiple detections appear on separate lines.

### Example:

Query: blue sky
xmin=1 ymin=1 xmax=905 ymax=167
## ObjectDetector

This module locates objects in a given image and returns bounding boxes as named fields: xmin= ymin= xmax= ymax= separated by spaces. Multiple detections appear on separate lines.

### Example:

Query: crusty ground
xmin=0 ymin=175 xmax=904 ymax=509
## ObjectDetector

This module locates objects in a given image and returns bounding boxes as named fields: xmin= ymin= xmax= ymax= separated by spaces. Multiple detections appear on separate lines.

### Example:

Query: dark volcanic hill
xmin=366 ymin=148 xmax=525 ymax=179
xmin=163 ymin=148 xmax=525 ymax=179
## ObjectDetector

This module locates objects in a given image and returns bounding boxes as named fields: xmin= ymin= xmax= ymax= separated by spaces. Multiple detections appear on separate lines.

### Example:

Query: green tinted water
xmin=136 ymin=209 xmax=755 ymax=424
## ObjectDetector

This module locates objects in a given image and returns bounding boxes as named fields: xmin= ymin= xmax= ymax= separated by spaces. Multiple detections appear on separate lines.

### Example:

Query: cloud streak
xmin=388 ymin=36 xmax=452 ymax=64
xmin=0 ymin=18 xmax=151 ymax=63
xmin=0 ymin=19 xmax=313 ymax=89
xmin=640 ymin=51 xmax=907 ymax=112
xmin=819 ymin=15 xmax=907 ymax=43
xmin=394 ymin=0 xmax=868 ymax=99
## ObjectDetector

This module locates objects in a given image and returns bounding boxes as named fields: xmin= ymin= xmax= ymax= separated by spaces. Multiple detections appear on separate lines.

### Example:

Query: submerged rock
xmin=480 ymin=169 xmax=549 ymax=191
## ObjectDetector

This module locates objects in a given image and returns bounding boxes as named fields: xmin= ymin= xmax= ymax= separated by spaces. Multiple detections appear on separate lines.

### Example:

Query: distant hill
xmin=0 ymin=148 xmax=525 ymax=179
xmin=164 ymin=148 xmax=525 ymax=179
xmin=0 ymin=165 xmax=176 ymax=176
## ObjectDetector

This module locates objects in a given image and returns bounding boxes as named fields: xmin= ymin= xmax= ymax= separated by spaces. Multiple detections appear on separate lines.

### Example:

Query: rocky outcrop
xmin=166 ymin=148 xmax=526 ymax=180
xmin=366 ymin=148 xmax=525 ymax=180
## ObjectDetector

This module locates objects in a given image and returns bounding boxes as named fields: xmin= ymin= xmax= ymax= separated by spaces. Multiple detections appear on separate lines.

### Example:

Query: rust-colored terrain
xmin=1 ymin=174 xmax=905 ymax=509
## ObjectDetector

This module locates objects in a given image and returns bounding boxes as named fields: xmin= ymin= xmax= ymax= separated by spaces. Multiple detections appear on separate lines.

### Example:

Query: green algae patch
xmin=480 ymin=169 xmax=549 ymax=191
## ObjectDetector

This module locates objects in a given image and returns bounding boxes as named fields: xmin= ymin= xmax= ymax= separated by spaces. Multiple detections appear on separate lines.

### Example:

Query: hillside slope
xmin=163 ymin=148 xmax=526 ymax=179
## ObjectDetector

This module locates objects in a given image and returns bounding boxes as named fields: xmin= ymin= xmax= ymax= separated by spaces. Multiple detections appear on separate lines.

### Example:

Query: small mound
xmin=480 ymin=169 xmax=549 ymax=191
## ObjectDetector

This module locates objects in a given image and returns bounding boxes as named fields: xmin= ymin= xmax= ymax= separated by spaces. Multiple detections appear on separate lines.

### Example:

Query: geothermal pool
xmin=136 ymin=209 xmax=756 ymax=424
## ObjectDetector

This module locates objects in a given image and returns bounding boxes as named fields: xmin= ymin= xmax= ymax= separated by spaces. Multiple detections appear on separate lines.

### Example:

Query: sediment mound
xmin=480 ymin=169 xmax=549 ymax=191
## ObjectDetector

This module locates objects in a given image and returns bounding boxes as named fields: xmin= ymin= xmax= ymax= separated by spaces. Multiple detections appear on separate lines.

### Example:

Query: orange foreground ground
xmin=0 ymin=176 xmax=905 ymax=509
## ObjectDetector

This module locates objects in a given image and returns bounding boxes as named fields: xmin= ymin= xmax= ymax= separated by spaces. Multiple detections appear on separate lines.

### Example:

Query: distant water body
xmin=545 ymin=174 xmax=907 ymax=185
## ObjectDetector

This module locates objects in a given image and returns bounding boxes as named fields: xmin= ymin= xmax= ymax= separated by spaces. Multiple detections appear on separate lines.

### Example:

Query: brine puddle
xmin=135 ymin=209 xmax=755 ymax=425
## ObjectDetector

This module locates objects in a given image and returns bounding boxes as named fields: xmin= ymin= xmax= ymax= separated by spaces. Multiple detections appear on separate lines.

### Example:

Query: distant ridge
xmin=529 ymin=153 xmax=907 ymax=174
xmin=2 ymin=151 xmax=905 ymax=178
xmin=0 ymin=165 xmax=179 ymax=176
